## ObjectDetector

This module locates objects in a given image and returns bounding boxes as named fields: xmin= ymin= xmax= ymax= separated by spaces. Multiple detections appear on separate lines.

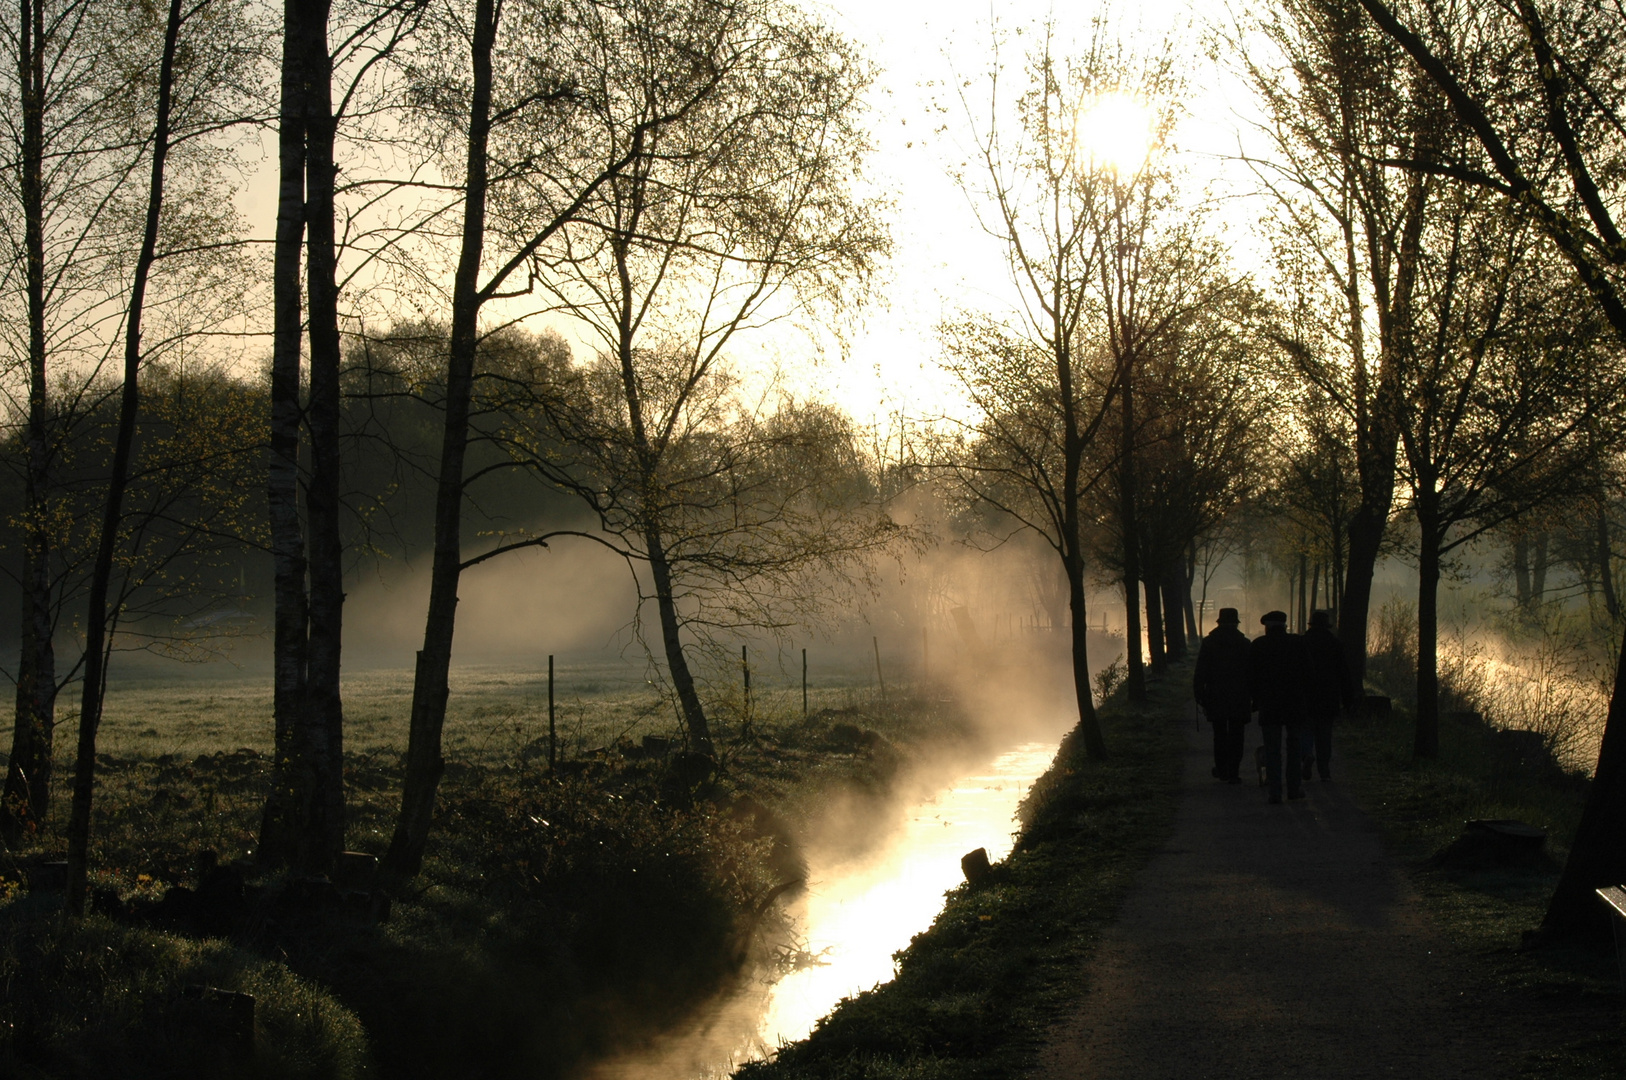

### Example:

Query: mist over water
xmin=586 ymin=740 xmax=1063 ymax=1080
xmin=582 ymin=617 xmax=1119 ymax=1080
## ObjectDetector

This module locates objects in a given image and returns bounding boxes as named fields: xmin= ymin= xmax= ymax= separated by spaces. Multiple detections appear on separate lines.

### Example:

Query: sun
xmin=1076 ymin=92 xmax=1158 ymax=175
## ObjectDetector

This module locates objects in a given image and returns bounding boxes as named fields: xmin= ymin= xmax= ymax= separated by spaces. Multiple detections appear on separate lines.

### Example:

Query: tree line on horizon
xmin=1 ymin=0 xmax=1625 ymax=942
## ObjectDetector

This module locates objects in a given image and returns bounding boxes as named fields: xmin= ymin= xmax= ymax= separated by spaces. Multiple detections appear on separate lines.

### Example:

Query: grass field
xmin=93 ymin=652 xmax=898 ymax=761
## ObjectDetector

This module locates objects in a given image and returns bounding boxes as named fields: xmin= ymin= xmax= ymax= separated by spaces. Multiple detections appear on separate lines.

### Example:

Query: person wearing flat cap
xmin=1248 ymin=609 xmax=1308 ymax=803
xmin=1193 ymin=607 xmax=1250 ymax=783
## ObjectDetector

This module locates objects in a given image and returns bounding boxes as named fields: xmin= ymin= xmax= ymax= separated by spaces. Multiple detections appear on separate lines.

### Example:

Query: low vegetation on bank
xmin=1345 ymin=631 xmax=1624 ymax=1079
xmin=0 ymin=671 xmax=975 ymax=1079
xmin=740 ymin=667 xmax=1191 ymax=1080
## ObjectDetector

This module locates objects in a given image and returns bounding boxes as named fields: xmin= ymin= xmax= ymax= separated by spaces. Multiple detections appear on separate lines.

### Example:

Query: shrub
xmin=0 ymin=905 xmax=370 ymax=1079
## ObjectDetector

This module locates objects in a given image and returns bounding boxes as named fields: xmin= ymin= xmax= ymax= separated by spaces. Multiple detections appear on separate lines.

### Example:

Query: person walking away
xmin=1193 ymin=607 xmax=1251 ymax=783
xmin=1249 ymin=610 xmax=1307 ymax=804
xmin=1300 ymin=609 xmax=1351 ymax=781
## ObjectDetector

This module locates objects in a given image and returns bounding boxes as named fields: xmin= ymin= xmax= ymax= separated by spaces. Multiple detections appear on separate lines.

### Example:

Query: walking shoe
xmin=1212 ymin=767 xmax=1223 ymax=779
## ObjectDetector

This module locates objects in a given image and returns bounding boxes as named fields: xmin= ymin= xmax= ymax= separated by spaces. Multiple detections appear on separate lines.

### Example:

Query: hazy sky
xmin=797 ymin=0 xmax=1263 ymax=424
xmin=228 ymin=1 xmax=1265 ymax=426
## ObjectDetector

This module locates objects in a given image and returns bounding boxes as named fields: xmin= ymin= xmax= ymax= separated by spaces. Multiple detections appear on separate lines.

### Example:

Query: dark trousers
xmin=1209 ymin=712 xmax=1248 ymax=780
xmin=1260 ymin=718 xmax=1306 ymax=800
xmin=1299 ymin=715 xmax=1333 ymax=779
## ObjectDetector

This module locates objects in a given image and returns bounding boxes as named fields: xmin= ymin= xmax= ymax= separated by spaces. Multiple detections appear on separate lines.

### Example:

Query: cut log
xmin=332 ymin=851 xmax=377 ymax=891
xmin=961 ymin=847 xmax=993 ymax=886
xmin=1435 ymin=818 xmax=1552 ymax=869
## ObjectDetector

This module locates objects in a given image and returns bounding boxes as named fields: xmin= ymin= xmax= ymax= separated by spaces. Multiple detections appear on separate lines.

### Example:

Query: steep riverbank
xmin=0 ymin=682 xmax=989 ymax=1080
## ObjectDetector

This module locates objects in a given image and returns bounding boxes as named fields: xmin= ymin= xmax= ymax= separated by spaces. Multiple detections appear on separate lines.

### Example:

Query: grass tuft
xmin=0 ymin=907 xmax=370 ymax=1079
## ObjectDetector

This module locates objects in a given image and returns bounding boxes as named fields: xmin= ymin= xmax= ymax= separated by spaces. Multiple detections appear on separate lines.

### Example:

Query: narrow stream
xmin=586 ymin=736 xmax=1063 ymax=1079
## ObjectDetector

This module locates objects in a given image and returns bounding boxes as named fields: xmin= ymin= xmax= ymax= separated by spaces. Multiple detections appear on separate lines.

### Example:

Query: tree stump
xmin=25 ymin=860 xmax=67 ymax=892
xmin=961 ymin=847 xmax=993 ymax=887
xmin=1436 ymin=818 xmax=1551 ymax=869
xmin=332 ymin=851 xmax=378 ymax=892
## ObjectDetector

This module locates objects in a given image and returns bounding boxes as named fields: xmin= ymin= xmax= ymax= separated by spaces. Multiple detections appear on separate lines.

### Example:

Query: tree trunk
xmin=300 ymin=0 xmax=344 ymax=873
xmin=258 ymin=0 xmax=334 ymax=871
xmin=1056 ymin=313 xmax=1105 ymax=755
xmin=384 ymin=0 xmax=497 ymax=879
xmin=1340 ymin=496 xmax=1391 ymax=693
xmin=1182 ymin=544 xmax=1198 ymax=642
xmin=1332 ymin=524 xmax=1345 ymax=625
xmin=1144 ymin=576 xmax=1166 ymax=671
xmin=65 ymin=0 xmax=182 ymax=915
xmin=1542 ymin=626 xmax=1626 ymax=939
xmin=1513 ymin=532 xmax=1532 ymax=608
xmin=1298 ymin=551 xmax=1309 ymax=631
xmin=1161 ymin=575 xmax=1185 ymax=660
xmin=1065 ymin=546 xmax=1106 ymax=758
xmin=1414 ymin=499 xmax=1441 ymax=760
xmin=646 ymin=522 xmax=714 ymax=756
xmin=4 ymin=0 xmax=55 ymax=847
xmin=1532 ymin=530 xmax=1549 ymax=602
xmin=1119 ymin=371 xmax=1145 ymax=700
xmin=259 ymin=0 xmax=315 ymax=869
xmin=1598 ymin=504 xmax=1619 ymax=622
xmin=1338 ymin=148 xmax=1420 ymax=688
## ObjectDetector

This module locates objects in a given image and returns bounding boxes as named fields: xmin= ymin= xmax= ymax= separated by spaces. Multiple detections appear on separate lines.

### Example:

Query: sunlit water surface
xmin=584 ymin=738 xmax=1061 ymax=1079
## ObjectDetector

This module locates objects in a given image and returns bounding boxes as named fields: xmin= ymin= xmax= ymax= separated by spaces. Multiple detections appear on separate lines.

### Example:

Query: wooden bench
xmin=1597 ymin=885 xmax=1626 ymax=997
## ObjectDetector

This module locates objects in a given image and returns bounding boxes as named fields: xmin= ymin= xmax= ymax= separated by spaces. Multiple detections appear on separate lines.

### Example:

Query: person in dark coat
xmin=1249 ymin=609 xmax=1306 ymax=803
xmin=1300 ymin=609 xmax=1351 ymax=780
xmin=1193 ymin=607 xmax=1250 ymax=783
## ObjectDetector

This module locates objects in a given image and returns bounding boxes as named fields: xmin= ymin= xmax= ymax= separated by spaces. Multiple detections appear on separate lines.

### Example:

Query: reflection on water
xmin=583 ymin=739 xmax=1060 ymax=1080
xmin=757 ymin=740 xmax=1058 ymax=1049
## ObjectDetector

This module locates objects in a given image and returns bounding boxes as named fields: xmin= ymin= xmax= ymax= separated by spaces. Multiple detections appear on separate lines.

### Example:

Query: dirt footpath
xmin=1039 ymin=719 xmax=1523 ymax=1080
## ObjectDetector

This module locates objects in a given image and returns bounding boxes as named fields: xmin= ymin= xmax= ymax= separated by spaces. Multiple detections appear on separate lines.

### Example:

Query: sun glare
xmin=1076 ymin=92 xmax=1157 ymax=175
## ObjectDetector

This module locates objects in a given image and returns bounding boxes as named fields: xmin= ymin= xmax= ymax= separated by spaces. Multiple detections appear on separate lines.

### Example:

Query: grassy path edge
xmin=738 ymin=668 xmax=1192 ymax=1080
xmin=1336 ymin=708 xmax=1624 ymax=1078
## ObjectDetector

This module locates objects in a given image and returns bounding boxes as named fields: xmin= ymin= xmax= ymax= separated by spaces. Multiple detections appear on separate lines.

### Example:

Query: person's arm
xmin=1192 ymin=644 xmax=1208 ymax=707
xmin=1247 ymin=641 xmax=1261 ymax=710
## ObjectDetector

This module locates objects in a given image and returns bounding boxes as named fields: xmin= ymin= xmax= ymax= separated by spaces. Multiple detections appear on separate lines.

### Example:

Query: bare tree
xmin=514 ymin=0 xmax=886 ymax=760
xmin=937 ymin=21 xmax=1166 ymax=754
xmin=62 ymin=0 xmax=265 ymax=913
xmin=537 ymin=377 xmax=898 ymax=750
xmin=1397 ymin=184 xmax=1618 ymax=757
xmin=1354 ymin=0 xmax=1626 ymax=938
xmin=1237 ymin=0 xmax=1443 ymax=688
xmin=380 ymin=0 xmax=883 ymax=876
xmin=258 ymin=0 xmax=424 ymax=873
xmin=0 ymin=0 xmax=232 ymax=844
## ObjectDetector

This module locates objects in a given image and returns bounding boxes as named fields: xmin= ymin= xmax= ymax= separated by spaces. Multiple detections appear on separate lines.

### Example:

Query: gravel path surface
xmin=1039 ymin=719 xmax=1521 ymax=1079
